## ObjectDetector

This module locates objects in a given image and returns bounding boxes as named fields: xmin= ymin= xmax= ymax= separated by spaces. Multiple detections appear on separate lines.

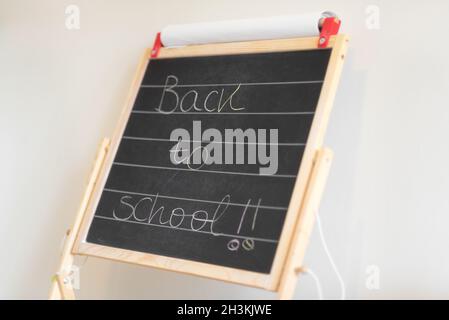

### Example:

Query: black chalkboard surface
xmin=86 ymin=49 xmax=331 ymax=274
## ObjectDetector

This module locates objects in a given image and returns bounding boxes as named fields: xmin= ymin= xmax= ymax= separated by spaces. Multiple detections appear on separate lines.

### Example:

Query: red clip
xmin=151 ymin=32 xmax=163 ymax=58
xmin=318 ymin=17 xmax=341 ymax=48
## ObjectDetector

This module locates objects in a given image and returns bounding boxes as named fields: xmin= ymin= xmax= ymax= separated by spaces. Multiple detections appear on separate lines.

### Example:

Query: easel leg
xmin=277 ymin=148 xmax=333 ymax=300
xmin=55 ymin=273 xmax=76 ymax=300
xmin=49 ymin=138 xmax=110 ymax=300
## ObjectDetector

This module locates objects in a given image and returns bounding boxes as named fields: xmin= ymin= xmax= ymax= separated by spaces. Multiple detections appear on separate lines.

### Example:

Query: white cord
xmin=316 ymin=213 xmax=346 ymax=300
xmin=302 ymin=267 xmax=323 ymax=300
xmin=78 ymin=256 xmax=89 ymax=268
xmin=59 ymin=231 xmax=67 ymax=254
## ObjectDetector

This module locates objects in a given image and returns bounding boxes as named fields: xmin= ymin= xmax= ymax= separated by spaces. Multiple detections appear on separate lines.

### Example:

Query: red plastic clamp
xmin=318 ymin=17 xmax=341 ymax=48
xmin=151 ymin=32 xmax=163 ymax=58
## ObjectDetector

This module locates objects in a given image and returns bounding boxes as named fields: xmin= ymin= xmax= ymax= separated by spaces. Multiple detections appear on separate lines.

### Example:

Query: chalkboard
xmin=85 ymin=48 xmax=331 ymax=274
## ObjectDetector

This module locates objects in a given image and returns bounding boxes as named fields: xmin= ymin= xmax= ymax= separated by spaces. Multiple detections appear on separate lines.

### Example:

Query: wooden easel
xmin=49 ymin=138 xmax=333 ymax=300
xmin=49 ymin=33 xmax=347 ymax=300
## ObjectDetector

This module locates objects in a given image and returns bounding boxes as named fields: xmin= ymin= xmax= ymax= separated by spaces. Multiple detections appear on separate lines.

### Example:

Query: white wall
xmin=1 ymin=0 xmax=449 ymax=299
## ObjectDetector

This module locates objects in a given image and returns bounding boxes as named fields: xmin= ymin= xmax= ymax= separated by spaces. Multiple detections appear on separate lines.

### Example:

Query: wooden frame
xmin=50 ymin=34 xmax=348 ymax=299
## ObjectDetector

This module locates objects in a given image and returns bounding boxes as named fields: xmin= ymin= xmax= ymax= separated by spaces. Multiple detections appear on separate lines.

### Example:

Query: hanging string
xmin=315 ymin=213 xmax=346 ymax=300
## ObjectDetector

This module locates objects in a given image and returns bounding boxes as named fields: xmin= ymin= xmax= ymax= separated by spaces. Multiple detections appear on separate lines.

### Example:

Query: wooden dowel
xmin=277 ymin=147 xmax=333 ymax=300
xmin=48 ymin=138 xmax=110 ymax=300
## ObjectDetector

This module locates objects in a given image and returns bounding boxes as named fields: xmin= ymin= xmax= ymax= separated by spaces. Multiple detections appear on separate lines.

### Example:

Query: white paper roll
xmin=161 ymin=12 xmax=336 ymax=47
